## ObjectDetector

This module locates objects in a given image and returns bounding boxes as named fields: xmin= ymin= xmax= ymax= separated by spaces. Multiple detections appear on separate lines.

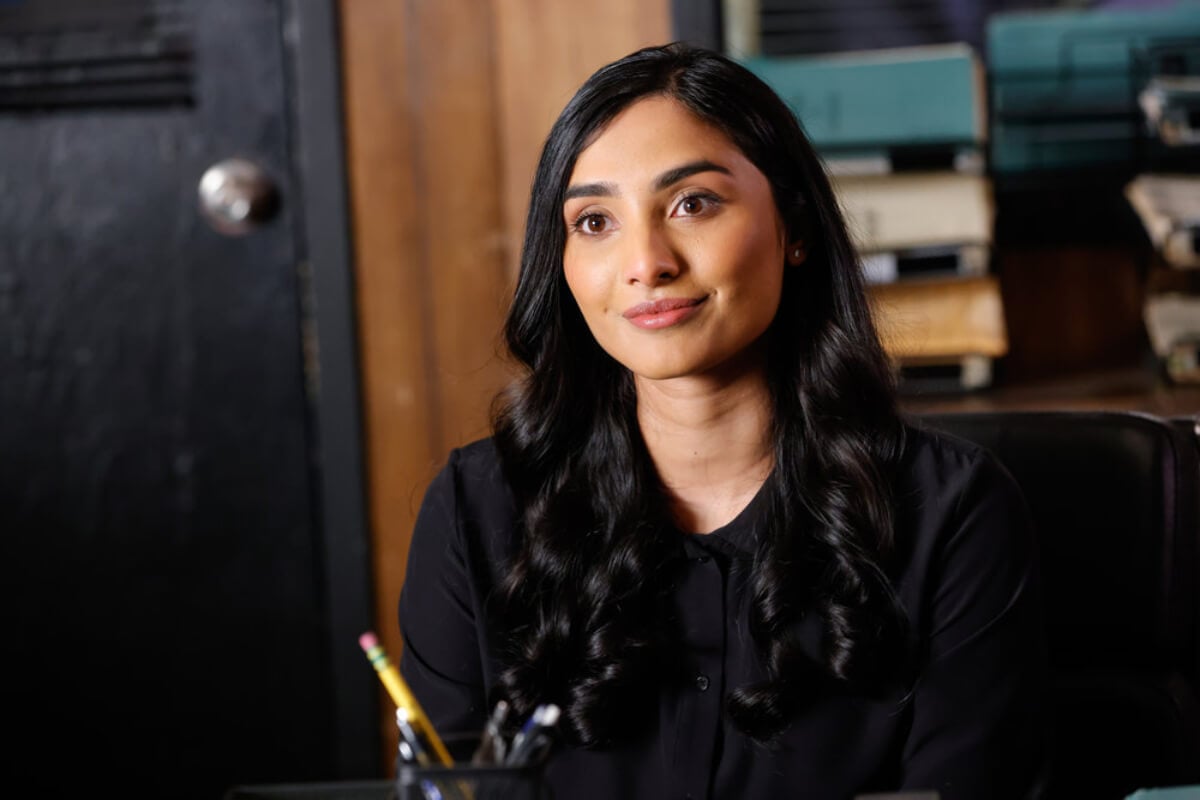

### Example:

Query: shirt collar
xmin=673 ymin=475 xmax=770 ymax=560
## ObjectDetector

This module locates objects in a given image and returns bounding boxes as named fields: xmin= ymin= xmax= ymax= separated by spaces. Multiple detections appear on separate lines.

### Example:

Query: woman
xmin=398 ymin=42 xmax=1047 ymax=799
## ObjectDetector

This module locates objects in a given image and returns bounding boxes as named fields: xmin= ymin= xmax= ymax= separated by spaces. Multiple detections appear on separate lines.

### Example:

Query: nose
xmin=623 ymin=221 xmax=680 ymax=286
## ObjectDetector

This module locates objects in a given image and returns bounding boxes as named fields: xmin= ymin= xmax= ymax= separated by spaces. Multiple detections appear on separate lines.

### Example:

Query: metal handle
xmin=198 ymin=158 xmax=280 ymax=235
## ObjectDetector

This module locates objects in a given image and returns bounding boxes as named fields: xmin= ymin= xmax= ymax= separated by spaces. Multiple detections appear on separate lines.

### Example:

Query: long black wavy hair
xmin=490 ymin=42 xmax=908 ymax=748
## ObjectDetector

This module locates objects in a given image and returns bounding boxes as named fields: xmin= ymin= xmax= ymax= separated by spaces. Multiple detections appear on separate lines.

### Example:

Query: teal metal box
xmin=988 ymin=4 xmax=1200 ymax=174
xmin=740 ymin=43 xmax=985 ymax=159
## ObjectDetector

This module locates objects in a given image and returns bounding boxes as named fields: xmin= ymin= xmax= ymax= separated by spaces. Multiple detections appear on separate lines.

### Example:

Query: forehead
xmin=569 ymin=95 xmax=751 ymax=182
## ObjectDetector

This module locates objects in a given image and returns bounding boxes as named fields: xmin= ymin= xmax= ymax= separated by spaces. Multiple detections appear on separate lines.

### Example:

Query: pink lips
xmin=622 ymin=296 xmax=706 ymax=329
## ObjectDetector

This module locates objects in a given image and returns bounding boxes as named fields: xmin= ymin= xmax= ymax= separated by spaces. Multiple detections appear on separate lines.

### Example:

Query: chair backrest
xmin=918 ymin=410 xmax=1200 ymax=800
xmin=1172 ymin=415 xmax=1200 ymax=461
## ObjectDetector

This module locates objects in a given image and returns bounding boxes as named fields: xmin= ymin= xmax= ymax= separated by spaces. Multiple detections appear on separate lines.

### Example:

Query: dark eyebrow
xmin=564 ymin=181 xmax=617 ymax=201
xmin=653 ymin=159 xmax=731 ymax=191
xmin=563 ymin=160 xmax=732 ymax=203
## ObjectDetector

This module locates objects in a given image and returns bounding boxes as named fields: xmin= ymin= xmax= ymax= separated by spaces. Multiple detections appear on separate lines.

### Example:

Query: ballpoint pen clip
xmin=396 ymin=708 xmax=431 ymax=766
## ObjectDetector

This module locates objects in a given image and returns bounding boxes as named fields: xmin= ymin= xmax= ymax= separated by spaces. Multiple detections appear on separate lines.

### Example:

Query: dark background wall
xmin=0 ymin=1 xmax=375 ymax=796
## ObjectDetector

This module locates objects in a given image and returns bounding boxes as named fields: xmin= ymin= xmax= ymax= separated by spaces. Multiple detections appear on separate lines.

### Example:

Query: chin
xmin=624 ymin=357 xmax=726 ymax=383
xmin=624 ymin=349 xmax=769 ymax=385
xmin=610 ymin=357 xmax=691 ymax=382
xmin=632 ymin=368 xmax=694 ymax=382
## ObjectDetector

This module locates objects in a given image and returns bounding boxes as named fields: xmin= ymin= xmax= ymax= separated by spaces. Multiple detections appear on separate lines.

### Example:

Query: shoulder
xmin=424 ymin=436 xmax=504 ymax=502
xmin=896 ymin=418 xmax=1027 ymax=514
xmin=418 ymin=436 xmax=519 ymax=558
xmin=441 ymin=435 xmax=502 ymax=473
xmin=890 ymin=422 xmax=1049 ymax=795
xmin=891 ymin=418 xmax=1037 ymax=581
xmin=901 ymin=418 xmax=999 ymax=476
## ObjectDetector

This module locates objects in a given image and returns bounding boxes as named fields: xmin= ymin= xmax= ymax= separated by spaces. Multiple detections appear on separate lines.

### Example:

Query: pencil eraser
xmin=358 ymin=632 xmax=379 ymax=651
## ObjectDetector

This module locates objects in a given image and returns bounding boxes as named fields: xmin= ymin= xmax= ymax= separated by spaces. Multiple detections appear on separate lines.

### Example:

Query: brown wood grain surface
xmin=340 ymin=2 xmax=432 ymax=714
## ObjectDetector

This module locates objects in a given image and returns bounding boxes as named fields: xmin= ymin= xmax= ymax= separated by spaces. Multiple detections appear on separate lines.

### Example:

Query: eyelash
xmin=569 ymin=192 xmax=723 ymax=235
xmin=673 ymin=191 xmax=722 ymax=217
xmin=571 ymin=211 xmax=609 ymax=235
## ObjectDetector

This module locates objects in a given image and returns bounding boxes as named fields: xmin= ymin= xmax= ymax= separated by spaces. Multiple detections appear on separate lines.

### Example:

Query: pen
xmin=358 ymin=631 xmax=455 ymax=767
xmin=396 ymin=708 xmax=447 ymax=800
xmin=393 ymin=701 xmax=475 ymax=800
xmin=471 ymin=699 xmax=511 ymax=766
xmin=396 ymin=707 xmax=433 ymax=766
xmin=505 ymin=703 xmax=561 ymax=767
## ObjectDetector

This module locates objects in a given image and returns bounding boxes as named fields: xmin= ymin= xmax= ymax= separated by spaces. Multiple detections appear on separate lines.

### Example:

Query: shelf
xmin=901 ymin=366 xmax=1200 ymax=417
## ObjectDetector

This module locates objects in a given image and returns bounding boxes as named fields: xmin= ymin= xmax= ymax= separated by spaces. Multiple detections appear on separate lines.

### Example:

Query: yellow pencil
xmin=358 ymin=631 xmax=455 ymax=767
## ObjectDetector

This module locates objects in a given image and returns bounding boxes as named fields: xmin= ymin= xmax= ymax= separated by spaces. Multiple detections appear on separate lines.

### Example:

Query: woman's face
xmin=561 ymin=95 xmax=800 ymax=384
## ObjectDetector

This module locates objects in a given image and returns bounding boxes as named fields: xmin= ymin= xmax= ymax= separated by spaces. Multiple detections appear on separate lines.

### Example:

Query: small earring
xmin=793 ymin=248 xmax=802 ymax=259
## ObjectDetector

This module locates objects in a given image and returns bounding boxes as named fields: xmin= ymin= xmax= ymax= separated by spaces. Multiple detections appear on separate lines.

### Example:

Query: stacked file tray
xmin=988 ymin=4 xmax=1200 ymax=178
xmin=1125 ymin=174 xmax=1200 ymax=385
xmin=744 ymin=44 xmax=1007 ymax=393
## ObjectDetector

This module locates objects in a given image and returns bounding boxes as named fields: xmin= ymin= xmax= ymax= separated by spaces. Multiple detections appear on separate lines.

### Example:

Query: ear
xmin=786 ymin=241 xmax=806 ymax=266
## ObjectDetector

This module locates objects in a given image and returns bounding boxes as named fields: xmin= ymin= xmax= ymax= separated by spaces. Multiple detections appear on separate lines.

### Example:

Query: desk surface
xmin=901 ymin=367 xmax=1200 ymax=418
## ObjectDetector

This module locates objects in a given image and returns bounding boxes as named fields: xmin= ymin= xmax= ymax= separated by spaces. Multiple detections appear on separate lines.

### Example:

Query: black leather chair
xmin=919 ymin=410 xmax=1200 ymax=800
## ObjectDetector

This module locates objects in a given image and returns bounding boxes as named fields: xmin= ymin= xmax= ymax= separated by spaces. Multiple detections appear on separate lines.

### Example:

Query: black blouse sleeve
xmin=397 ymin=449 xmax=490 ymax=741
xmin=899 ymin=448 xmax=1050 ymax=799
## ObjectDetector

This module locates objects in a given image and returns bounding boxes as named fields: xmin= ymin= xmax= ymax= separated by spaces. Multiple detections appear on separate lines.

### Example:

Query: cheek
xmin=714 ymin=224 xmax=785 ymax=297
xmin=565 ymin=239 xmax=621 ymax=296
xmin=562 ymin=253 xmax=606 ymax=317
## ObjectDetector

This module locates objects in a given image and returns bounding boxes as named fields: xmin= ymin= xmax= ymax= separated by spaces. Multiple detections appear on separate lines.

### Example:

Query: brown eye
xmin=673 ymin=193 xmax=720 ymax=218
xmin=578 ymin=214 xmax=608 ymax=234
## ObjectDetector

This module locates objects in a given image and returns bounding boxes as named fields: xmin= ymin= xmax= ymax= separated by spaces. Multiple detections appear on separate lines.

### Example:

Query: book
xmin=1125 ymin=785 xmax=1200 ymax=799
xmin=1143 ymin=292 xmax=1200 ymax=384
xmin=987 ymin=4 xmax=1200 ymax=174
xmin=860 ymin=246 xmax=990 ymax=285
xmin=869 ymin=274 xmax=1009 ymax=363
xmin=740 ymin=43 xmax=985 ymax=160
xmin=987 ymin=5 xmax=1200 ymax=85
xmin=1125 ymin=174 xmax=1200 ymax=269
xmin=833 ymin=171 xmax=994 ymax=261
xmin=1139 ymin=76 xmax=1200 ymax=147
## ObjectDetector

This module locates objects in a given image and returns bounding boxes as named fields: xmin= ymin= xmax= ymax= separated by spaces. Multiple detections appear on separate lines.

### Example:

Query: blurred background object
xmin=745 ymin=41 xmax=1003 ymax=392
xmin=723 ymin=0 xmax=1200 ymax=405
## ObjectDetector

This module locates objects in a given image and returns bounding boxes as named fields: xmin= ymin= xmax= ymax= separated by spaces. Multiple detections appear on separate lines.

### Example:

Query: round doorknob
xmin=198 ymin=158 xmax=280 ymax=235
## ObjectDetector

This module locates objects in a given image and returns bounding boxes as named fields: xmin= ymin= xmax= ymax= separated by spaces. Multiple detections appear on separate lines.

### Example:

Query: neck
xmin=635 ymin=362 xmax=774 ymax=534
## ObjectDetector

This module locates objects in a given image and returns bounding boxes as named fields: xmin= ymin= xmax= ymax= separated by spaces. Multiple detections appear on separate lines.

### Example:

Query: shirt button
xmin=695 ymin=673 xmax=710 ymax=692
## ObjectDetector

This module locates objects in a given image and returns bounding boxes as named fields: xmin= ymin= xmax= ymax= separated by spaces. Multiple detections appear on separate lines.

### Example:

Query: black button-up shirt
xmin=399 ymin=424 xmax=1048 ymax=799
